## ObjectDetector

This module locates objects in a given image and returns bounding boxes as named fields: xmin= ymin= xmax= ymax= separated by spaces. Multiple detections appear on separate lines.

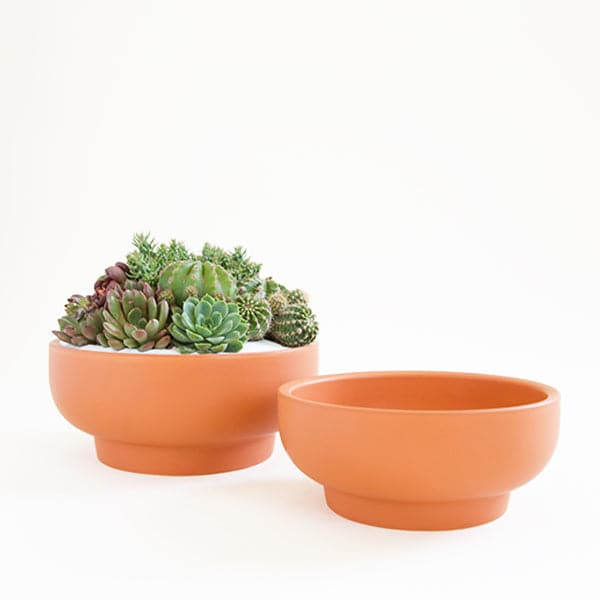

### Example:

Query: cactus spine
xmin=286 ymin=288 xmax=309 ymax=306
xmin=268 ymin=292 xmax=288 ymax=317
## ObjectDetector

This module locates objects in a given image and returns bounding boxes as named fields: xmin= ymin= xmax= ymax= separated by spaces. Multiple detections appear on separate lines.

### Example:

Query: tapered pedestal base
xmin=324 ymin=488 xmax=509 ymax=530
xmin=95 ymin=435 xmax=275 ymax=475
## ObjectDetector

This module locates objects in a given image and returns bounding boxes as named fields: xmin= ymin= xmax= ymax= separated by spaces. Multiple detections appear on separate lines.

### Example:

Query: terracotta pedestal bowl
xmin=49 ymin=341 xmax=318 ymax=475
xmin=279 ymin=371 xmax=560 ymax=530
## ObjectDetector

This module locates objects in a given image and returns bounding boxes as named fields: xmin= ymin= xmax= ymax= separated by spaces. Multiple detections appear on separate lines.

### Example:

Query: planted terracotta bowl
xmin=49 ymin=341 xmax=318 ymax=475
xmin=279 ymin=371 xmax=560 ymax=530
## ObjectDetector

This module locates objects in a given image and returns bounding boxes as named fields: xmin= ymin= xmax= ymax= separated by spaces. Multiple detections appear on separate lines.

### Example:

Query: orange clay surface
xmin=49 ymin=340 xmax=318 ymax=475
xmin=278 ymin=371 xmax=559 ymax=530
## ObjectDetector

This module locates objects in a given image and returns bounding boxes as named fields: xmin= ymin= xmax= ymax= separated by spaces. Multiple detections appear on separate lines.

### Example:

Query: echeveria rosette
xmin=53 ymin=310 xmax=106 ymax=347
xmin=170 ymin=295 xmax=249 ymax=354
xmin=102 ymin=285 xmax=171 ymax=351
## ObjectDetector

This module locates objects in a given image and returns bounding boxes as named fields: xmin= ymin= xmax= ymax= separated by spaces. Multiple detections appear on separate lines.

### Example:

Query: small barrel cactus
xmin=268 ymin=291 xmax=288 ymax=317
xmin=53 ymin=310 xmax=106 ymax=346
xmin=269 ymin=304 xmax=318 ymax=347
xmin=286 ymin=288 xmax=309 ymax=306
xmin=102 ymin=286 xmax=171 ymax=351
xmin=236 ymin=294 xmax=272 ymax=341
xmin=170 ymin=295 xmax=248 ymax=354
xmin=158 ymin=260 xmax=236 ymax=306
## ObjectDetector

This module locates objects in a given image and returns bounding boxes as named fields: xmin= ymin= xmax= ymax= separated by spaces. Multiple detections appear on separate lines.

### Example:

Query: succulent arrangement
xmin=52 ymin=234 xmax=319 ymax=354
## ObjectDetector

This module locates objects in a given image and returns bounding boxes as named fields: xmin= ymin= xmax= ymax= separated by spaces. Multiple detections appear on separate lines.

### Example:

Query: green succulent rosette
xmin=52 ymin=310 xmax=106 ymax=346
xmin=102 ymin=285 xmax=171 ymax=351
xmin=170 ymin=295 xmax=249 ymax=354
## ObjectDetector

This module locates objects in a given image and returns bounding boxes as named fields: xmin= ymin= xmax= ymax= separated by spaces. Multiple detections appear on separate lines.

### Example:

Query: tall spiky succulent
xmin=170 ymin=295 xmax=248 ymax=354
xmin=157 ymin=260 xmax=236 ymax=306
xmin=201 ymin=244 xmax=262 ymax=293
xmin=236 ymin=294 xmax=272 ymax=341
xmin=102 ymin=285 xmax=171 ymax=351
xmin=269 ymin=304 xmax=318 ymax=347
xmin=53 ymin=310 xmax=106 ymax=346
xmin=268 ymin=291 xmax=288 ymax=317
xmin=126 ymin=233 xmax=193 ymax=286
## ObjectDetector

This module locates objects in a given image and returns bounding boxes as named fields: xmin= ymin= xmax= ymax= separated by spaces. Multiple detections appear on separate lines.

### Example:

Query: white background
xmin=1 ymin=1 xmax=599 ymax=598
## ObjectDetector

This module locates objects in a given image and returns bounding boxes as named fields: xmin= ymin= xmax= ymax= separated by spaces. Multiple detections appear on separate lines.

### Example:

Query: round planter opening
xmin=278 ymin=371 xmax=559 ymax=530
xmin=49 ymin=341 xmax=318 ymax=475
xmin=283 ymin=371 xmax=551 ymax=411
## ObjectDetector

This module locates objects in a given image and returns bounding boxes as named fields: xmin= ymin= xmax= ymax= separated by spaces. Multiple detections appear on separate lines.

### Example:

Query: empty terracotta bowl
xmin=49 ymin=341 xmax=318 ymax=475
xmin=279 ymin=371 xmax=560 ymax=530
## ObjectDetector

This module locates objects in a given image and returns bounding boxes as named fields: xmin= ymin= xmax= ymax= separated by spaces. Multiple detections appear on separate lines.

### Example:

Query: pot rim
xmin=279 ymin=370 xmax=560 ymax=416
xmin=49 ymin=339 xmax=318 ymax=359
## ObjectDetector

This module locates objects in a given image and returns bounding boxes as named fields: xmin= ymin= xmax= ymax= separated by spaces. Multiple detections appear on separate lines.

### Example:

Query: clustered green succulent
xmin=170 ymin=295 xmax=248 ymax=353
xmin=126 ymin=233 xmax=193 ymax=286
xmin=52 ymin=234 xmax=318 ymax=353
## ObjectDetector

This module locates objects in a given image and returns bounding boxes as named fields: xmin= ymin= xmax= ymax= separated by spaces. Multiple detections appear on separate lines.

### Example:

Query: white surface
xmin=1 ymin=1 xmax=599 ymax=599
xmin=58 ymin=338 xmax=288 ymax=354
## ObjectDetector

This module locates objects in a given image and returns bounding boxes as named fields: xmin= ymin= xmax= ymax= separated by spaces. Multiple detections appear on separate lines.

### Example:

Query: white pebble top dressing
xmin=58 ymin=339 xmax=288 ymax=355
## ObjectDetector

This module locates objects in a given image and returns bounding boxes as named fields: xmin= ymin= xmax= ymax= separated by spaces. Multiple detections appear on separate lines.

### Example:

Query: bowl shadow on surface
xmin=138 ymin=477 xmax=489 ymax=569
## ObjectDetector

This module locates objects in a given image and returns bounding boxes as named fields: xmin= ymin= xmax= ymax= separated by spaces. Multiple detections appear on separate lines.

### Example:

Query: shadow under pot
xmin=278 ymin=371 xmax=560 ymax=531
xmin=49 ymin=341 xmax=318 ymax=475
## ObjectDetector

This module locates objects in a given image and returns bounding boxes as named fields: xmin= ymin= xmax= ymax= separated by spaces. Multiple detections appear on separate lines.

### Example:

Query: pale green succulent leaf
xmin=108 ymin=338 xmax=125 ymax=350
xmin=226 ymin=340 xmax=244 ymax=353
xmin=184 ymin=330 xmax=204 ymax=342
xmin=210 ymin=343 xmax=227 ymax=353
xmin=132 ymin=329 xmax=148 ymax=343
xmin=154 ymin=335 xmax=170 ymax=349
xmin=127 ymin=307 xmax=143 ymax=325
xmin=123 ymin=323 xmax=136 ymax=338
xmin=147 ymin=297 xmax=157 ymax=320
xmin=145 ymin=319 xmax=160 ymax=338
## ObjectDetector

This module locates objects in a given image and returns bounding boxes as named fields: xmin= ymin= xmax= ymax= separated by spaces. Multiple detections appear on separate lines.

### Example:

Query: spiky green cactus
xmin=269 ymin=304 xmax=318 ymax=347
xmin=157 ymin=260 xmax=236 ymax=306
xmin=53 ymin=310 xmax=106 ymax=346
xmin=268 ymin=291 xmax=288 ymax=317
xmin=102 ymin=286 xmax=171 ymax=351
xmin=286 ymin=288 xmax=309 ymax=306
xmin=170 ymin=295 xmax=248 ymax=353
xmin=126 ymin=233 xmax=193 ymax=286
xmin=236 ymin=294 xmax=272 ymax=341
xmin=201 ymin=244 xmax=261 ymax=292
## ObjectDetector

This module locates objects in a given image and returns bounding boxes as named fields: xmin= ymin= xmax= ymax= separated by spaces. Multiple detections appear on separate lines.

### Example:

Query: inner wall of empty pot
xmin=292 ymin=374 xmax=549 ymax=411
